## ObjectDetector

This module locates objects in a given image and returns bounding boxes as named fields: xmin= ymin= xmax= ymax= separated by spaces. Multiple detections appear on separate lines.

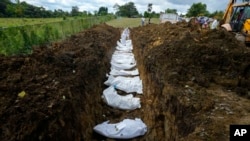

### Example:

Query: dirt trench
xmin=0 ymin=22 xmax=250 ymax=141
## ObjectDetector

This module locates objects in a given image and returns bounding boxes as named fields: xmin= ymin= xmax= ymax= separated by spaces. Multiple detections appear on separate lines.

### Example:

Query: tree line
xmin=0 ymin=1 xmax=224 ymax=19
xmin=0 ymin=0 xmax=94 ymax=18
xmin=186 ymin=2 xmax=224 ymax=19
xmin=113 ymin=2 xmax=159 ymax=18
xmin=112 ymin=2 xmax=223 ymax=19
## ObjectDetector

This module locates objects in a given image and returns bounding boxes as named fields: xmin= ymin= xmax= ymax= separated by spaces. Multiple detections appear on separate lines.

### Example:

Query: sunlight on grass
xmin=106 ymin=17 xmax=160 ymax=28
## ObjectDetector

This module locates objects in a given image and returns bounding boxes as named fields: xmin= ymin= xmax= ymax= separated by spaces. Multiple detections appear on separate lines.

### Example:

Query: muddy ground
xmin=0 ymin=22 xmax=250 ymax=141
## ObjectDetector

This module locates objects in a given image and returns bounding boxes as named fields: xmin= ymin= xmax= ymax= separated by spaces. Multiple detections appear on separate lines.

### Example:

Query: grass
xmin=0 ymin=16 xmax=113 ymax=55
xmin=0 ymin=18 xmax=63 ymax=28
xmin=0 ymin=17 xmax=86 ymax=28
xmin=0 ymin=17 xmax=159 ymax=28
xmin=106 ymin=17 xmax=160 ymax=28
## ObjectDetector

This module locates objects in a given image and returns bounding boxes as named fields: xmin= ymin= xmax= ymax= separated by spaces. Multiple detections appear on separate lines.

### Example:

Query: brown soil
xmin=131 ymin=22 xmax=250 ymax=141
xmin=0 ymin=22 xmax=250 ymax=141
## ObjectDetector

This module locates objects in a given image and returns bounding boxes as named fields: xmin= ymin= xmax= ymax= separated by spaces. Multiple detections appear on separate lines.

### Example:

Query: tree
xmin=0 ymin=2 xmax=7 ymax=16
xmin=81 ymin=10 xmax=88 ymax=17
xmin=98 ymin=7 xmax=108 ymax=15
xmin=54 ymin=9 xmax=66 ymax=17
xmin=209 ymin=10 xmax=224 ymax=20
xmin=147 ymin=3 xmax=153 ymax=23
xmin=144 ymin=11 xmax=159 ymax=18
xmin=144 ymin=11 xmax=150 ymax=18
xmin=5 ymin=4 xmax=15 ymax=17
xmin=0 ymin=0 xmax=12 ymax=17
xmin=113 ymin=3 xmax=119 ymax=16
xmin=117 ymin=2 xmax=138 ymax=17
xmin=71 ymin=6 xmax=79 ymax=16
xmin=148 ymin=3 xmax=152 ymax=13
xmin=94 ymin=10 xmax=98 ymax=16
xmin=165 ymin=8 xmax=177 ymax=14
xmin=87 ymin=11 xmax=92 ymax=16
xmin=15 ymin=0 xmax=24 ymax=17
xmin=0 ymin=0 xmax=97 ymax=18
xmin=186 ymin=2 xmax=209 ymax=17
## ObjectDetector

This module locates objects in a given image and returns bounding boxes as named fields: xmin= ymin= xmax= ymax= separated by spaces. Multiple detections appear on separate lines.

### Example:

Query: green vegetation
xmin=0 ymin=1 xmax=116 ymax=56
xmin=0 ymin=16 xmax=114 ymax=55
xmin=0 ymin=0 xmax=225 ymax=56
xmin=209 ymin=11 xmax=224 ymax=20
xmin=98 ymin=7 xmax=108 ymax=16
xmin=116 ymin=2 xmax=139 ymax=17
xmin=113 ymin=2 xmax=159 ymax=18
xmin=106 ymin=17 xmax=160 ymax=28
xmin=0 ymin=18 xmax=68 ymax=27
xmin=165 ymin=8 xmax=177 ymax=14
xmin=186 ymin=2 xmax=209 ymax=17
xmin=0 ymin=0 xmax=93 ymax=18
xmin=186 ymin=2 xmax=224 ymax=19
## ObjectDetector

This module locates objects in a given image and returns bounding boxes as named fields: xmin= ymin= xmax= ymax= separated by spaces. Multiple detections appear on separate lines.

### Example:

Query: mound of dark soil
xmin=132 ymin=22 xmax=250 ymax=97
xmin=0 ymin=24 xmax=120 ymax=141
xmin=131 ymin=22 xmax=250 ymax=140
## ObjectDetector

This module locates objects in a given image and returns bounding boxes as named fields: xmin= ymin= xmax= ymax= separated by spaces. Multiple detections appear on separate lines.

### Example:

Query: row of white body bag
xmin=93 ymin=28 xmax=147 ymax=139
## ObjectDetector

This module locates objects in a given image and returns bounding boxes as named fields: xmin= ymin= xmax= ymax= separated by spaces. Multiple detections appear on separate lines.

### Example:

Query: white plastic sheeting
xmin=116 ymin=41 xmax=133 ymax=52
xmin=120 ymin=28 xmax=130 ymax=45
xmin=110 ymin=68 xmax=139 ymax=76
xmin=94 ymin=118 xmax=147 ymax=139
xmin=94 ymin=28 xmax=147 ymax=139
xmin=111 ymin=52 xmax=135 ymax=66
xmin=111 ymin=62 xmax=136 ymax=70
xmin=104 ymin=75 xmax=143 ymax=94
xmin=102 ymin=86 xmax=141 ymax=110
xmin=112 ymin=51 xmax=135 ymax=61
xmin=111 ymin=43 xmax=136 ymax=70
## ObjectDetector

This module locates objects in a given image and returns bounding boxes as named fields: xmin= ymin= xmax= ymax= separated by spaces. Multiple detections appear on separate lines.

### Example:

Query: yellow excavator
xmin=221 ymin=0 xmax=250 ymax=42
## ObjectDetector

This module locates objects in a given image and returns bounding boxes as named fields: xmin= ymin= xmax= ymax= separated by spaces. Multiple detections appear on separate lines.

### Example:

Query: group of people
xmin=195 ymin=16 xmax=219 ymax=29
xmin=140 ymin=15 xmax=219 ymax=29
xmin=196 ymin=8 xmax=245 ymax=30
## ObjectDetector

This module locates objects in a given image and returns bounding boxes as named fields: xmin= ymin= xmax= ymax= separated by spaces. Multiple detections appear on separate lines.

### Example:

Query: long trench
xmin=2 ymin=24 xmax=248 ymax=141
xmin=92 ymin=28 xmax=198 ymax=141
xmin=93 ymin=28 xmax=180 ymax=141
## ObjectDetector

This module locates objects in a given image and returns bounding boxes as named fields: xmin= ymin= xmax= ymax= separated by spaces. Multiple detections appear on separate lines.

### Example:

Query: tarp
xmin=116 ymin=41 xmax=133 ymax=52
xmin=104 ymin=75 xmax=143 ymax=94
xmin=109 ymin=68 xmax=139 ymax=76
xmin=111 ymin=52 xmax=135 ymax=65
xmin=94 ymin=118 xmax=147 ymax=139
xmin=111 ymin=52 xmax=136 ymax=70
xmin=102 ymin=86 xmax=141 ymax=110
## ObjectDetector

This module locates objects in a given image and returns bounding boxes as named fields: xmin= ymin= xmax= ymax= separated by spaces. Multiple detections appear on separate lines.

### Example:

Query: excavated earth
xmin=0 ymin=22 xmax=250 ymax=141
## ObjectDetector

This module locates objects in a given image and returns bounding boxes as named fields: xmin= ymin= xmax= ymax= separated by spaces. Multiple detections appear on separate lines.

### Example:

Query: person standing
xmin=141 ymin=17 xmax=145 ymax=26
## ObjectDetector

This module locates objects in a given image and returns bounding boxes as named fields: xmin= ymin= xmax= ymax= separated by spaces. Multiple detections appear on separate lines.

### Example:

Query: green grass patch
xmin=0 ymin=16 xmax=114 ymax=55
xmin=0 ymin=18 xmax=67 ymax=28
xmin=106 ymin=17 xmax=160 ymax=28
